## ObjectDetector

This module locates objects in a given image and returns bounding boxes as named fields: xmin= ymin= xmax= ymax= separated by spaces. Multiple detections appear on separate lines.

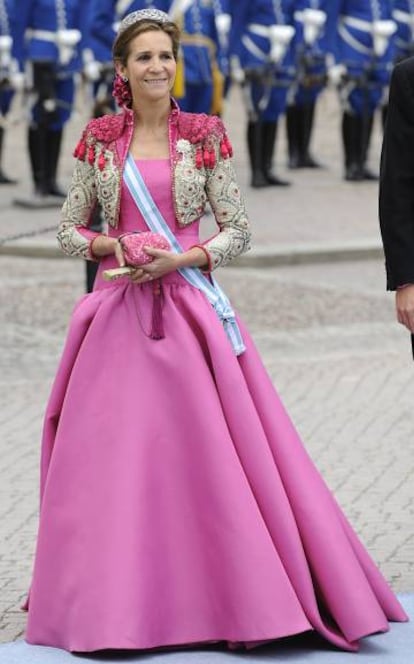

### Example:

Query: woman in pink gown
xmin=24 ymin=8 xmax=408 ymax=654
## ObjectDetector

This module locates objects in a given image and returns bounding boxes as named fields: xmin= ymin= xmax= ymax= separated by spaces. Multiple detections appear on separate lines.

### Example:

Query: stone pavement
xmin=1 ymin=86 xmax=413 ymax=646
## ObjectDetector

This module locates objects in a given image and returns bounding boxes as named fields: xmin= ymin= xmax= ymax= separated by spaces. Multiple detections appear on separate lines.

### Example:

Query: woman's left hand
xmin=128 ymin=247 xmax=179 ymax=283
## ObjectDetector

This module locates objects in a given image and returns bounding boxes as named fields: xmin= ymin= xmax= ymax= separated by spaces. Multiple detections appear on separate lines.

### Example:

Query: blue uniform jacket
xmin=177 ymin=0 xmax=228 ymax=85
xmin=392 ymin=0 xmax=414 ymax=60
xmin=334 ymin=0 xmax=395 ymax=62
xmin=1 ymin=0 xmax=18 ymax=114
xmin=293 ymin=0 xmax=340 ymax=56
xmin=13 ymin=0 xmax=88 ymax=74
xmin=229 ymin=0 xmax=296 ymax=70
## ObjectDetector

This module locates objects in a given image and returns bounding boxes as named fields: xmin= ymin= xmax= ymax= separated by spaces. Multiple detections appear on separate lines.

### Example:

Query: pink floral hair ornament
xmin=112 ymin=72 xmax=132 ymax=108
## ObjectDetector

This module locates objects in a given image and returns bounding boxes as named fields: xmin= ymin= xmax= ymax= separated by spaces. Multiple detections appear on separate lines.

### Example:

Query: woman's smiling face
xmin=118 ymin=30 xmax=176 ymax=104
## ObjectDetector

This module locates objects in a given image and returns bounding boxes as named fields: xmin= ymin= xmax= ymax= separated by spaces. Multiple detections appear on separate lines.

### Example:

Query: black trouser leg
xmin=0 ymin=126 xmax=17 ymax=184
xmin=342 ymin=112 xmax=363 ymax=181
xmin=286 ymin=105 xmax=301 ymax=169
xmin=28 ymin=125 xmax=49 ymax=194
xmin=360 ymin=113 xmax=378 ymax=180
xmin=247 ymin=120 xmax=268 ymax=188
xmin=262 ymin=121 xmax=291 ymax=186
xmin=45 ymin=128 xmax=66 ymax=197
xmin=301 ymin=101 xmax=322 ymax=168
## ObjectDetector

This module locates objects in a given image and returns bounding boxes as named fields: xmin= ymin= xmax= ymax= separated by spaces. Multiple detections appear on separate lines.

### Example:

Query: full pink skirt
xmin=25 ymin=274 xmax=408 ymax=652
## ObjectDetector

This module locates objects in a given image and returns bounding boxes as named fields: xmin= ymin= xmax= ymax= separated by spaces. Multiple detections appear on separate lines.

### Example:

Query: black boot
xmin=247 ymin=121 xmax=268 ymax=188
xmin=286 ymin=105 xmax=301 ymax=169
xmin=300 ymin=101 xmax=323 ymax=168
xmin=342 ymin=112 xmax=364 ymax=182
xmin=0 ymin=127 xmax=17 ymax=184
xmin=262 ymin=121 xmax=291 ymax=186
xmin=28 ymin=125 xmax=49 ymax=195
xmin=45 ymin=129 xmax=66 ymax=197
xmin=360 ymin=114 xmax=378 ymax=180
xmin=14 ymin=126 xmax=61 ymax=207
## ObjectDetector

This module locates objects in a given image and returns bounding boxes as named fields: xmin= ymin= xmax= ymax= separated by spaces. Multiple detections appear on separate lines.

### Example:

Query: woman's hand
xmin=128 ymin=246 xmax=209 ymax=284
xmin=129 ymin=247 xmax=179 ymax=284
xmin=91 ymin=235 xmax=125 ymax=265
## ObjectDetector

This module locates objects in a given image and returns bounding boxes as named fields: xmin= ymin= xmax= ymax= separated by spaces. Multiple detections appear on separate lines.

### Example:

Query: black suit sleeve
xmin=379 ymin=59 xmax=414 ymax=290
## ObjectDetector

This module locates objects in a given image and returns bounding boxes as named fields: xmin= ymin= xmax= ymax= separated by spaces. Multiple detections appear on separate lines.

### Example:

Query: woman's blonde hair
xmin=113 ymin=19 xmax=180 ymax=65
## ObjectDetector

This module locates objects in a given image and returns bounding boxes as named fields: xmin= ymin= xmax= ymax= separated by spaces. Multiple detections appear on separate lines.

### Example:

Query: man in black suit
xmin=379 ymin=56 xmax=414 ymax=341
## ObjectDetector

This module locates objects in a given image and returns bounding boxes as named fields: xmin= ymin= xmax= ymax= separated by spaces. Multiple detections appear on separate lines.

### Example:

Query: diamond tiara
xmin=118 ymin=9 xmax=171 ymax=35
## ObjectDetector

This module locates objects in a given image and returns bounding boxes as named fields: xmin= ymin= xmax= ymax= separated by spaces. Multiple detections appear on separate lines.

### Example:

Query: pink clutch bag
xmin=120 ymin=231 xmax=170 ymax=266
xmin=103 ymin=232 xmax=170 ymax=281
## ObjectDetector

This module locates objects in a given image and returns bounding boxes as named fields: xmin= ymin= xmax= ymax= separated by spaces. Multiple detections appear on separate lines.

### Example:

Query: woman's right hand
xmin=91 ymin=235 xmax=125 ymax=266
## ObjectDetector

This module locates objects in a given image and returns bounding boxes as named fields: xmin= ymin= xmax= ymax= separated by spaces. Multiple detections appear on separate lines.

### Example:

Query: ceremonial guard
xmin=331 ymin=0 xmax=396 ymax=181
xmin=0 ymin=0 xmax=22 ymax=183
xmin=229 ymin=1 xmax=296 ymax=188
xmin=391 ymin=0 xmax=414 ymax=62
xmin=12 ymin=0 xmax=87 ymax=207
xmin=168 ymin=0 xmax=231 ymax=115
xmin=286 ymin=0 xmax=336 ymax=169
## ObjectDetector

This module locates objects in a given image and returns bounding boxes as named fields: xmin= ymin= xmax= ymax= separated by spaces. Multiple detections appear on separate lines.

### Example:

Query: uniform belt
xmin=26 ymin=29 xmax=59 ymax=43
xmin=25 ymin=29 xmax=81 ymax=66
xmin=180 ymin=33 xmax=217 ymax=55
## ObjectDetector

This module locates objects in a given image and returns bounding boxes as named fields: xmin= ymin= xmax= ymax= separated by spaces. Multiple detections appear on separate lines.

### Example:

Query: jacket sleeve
xmin=202 ymin=127 xmax=251 ymax=270
xmin=379 ymin=61 xmax=414 ymax=290
xmin=57 ymin=146 xmax=100 ymax=260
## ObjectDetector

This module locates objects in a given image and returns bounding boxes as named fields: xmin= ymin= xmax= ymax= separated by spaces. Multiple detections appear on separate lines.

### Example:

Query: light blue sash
xmin=123 ymin=154 xmax=245 ymax=356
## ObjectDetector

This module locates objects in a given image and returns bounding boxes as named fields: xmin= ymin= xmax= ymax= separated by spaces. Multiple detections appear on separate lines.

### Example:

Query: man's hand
xmin=396 ymin=284 xmax=414 ymax=332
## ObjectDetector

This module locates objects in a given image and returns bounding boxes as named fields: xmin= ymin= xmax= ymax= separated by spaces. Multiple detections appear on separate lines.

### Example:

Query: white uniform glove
xmin=230 ymin=55 xmax=245 ymax=84
xmin=83 ymin=48 xmax=102 ymax=82
xmin=328 ymin=63 xmax=347 ymax=87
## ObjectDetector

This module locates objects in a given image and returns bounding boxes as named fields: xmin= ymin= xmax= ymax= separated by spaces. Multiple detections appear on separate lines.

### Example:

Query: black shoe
xmin=300 ymin=154 xmax=324 ymax=169
xmin=362 ymin=167 xmax=379 ymax=181
xmin=47 ymin=181 xmax=67 ymax=197
xmin=251 ymin=171 xmax=270 ymax=188
xmin=344 ymin=164 xmax=364 ymax=182
xmin=0 ymin=169 xmax=17 ymax=184
xmin=265 ymin=171 xmax=291 ymax=186
xmin=288 ymin=152 xmax=301 ymax=169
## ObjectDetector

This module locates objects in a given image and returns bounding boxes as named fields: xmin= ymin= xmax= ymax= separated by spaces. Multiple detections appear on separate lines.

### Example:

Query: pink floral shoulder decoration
xmin=177 ymin=113 xmax=233 ymax=170
xmin=73 ymin=113 xmax=126 ymax=171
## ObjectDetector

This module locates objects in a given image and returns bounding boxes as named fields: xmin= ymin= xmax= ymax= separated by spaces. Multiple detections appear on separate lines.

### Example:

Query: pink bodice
xmin=114 ymin=159 xmax=200 ymax=248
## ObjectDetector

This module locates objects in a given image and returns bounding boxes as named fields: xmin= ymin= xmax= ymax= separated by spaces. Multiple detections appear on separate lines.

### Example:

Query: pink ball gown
xmin=24 ymin=160 xmax=408 ymax=653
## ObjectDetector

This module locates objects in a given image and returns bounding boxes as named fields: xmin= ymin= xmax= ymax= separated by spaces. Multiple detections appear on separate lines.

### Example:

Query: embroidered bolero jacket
xmin=57 ymin=102 xmax=251 ymax=271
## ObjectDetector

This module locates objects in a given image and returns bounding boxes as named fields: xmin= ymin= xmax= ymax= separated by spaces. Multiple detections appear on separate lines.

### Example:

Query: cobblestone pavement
xmin=0 ymin=254 xmax=413 ymax=644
